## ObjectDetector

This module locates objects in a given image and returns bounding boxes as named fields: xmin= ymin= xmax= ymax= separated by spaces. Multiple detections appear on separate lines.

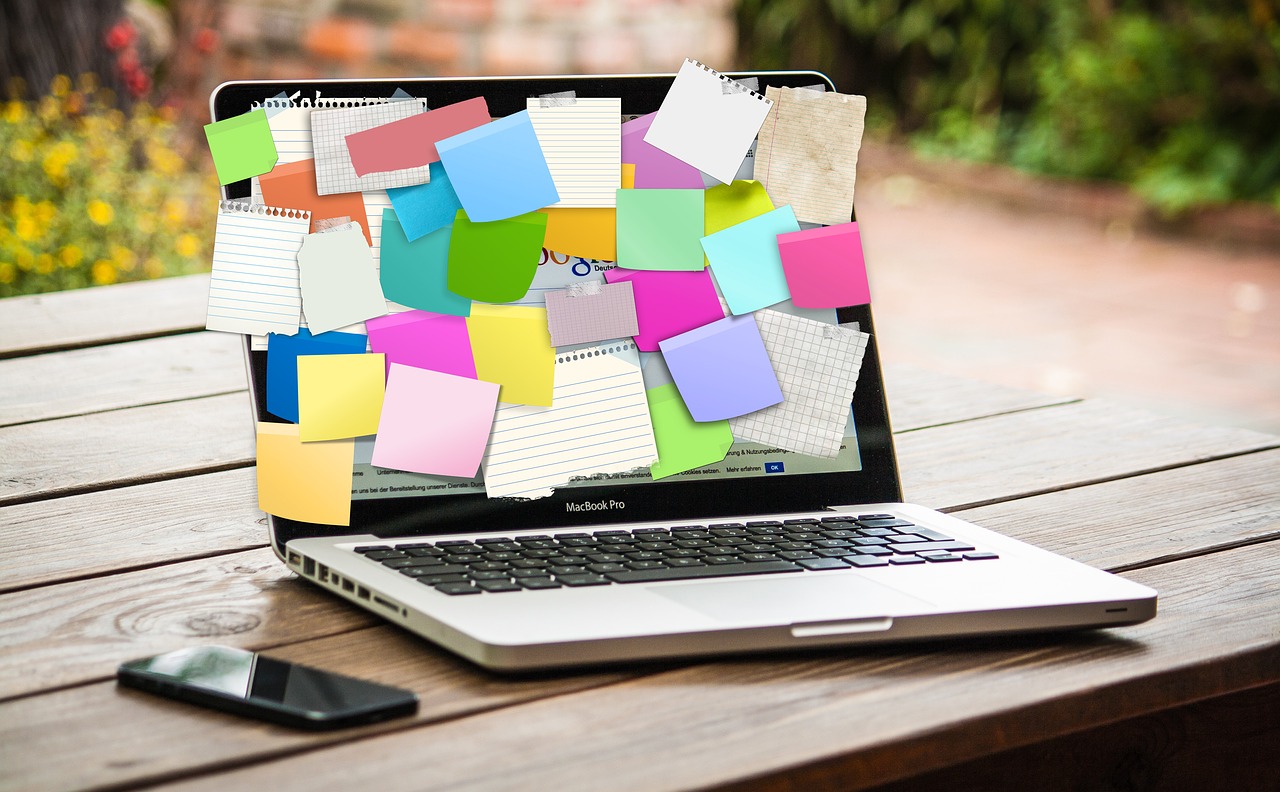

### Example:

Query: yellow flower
xmin=0 ymin=262 xmax=14 ymax=284
xmin=37 ymin=95 xmax=60 ymax=123
xmin=35 ymin=200 xmax=56 ymax=224
xmin=91 ymin=259 xmax=117 ymax=285
xmin=9 ymin=139 xmax=33 ymax=162
xmin=137 ymin=212 xmax=157 ymax=233
xmin=111 ymin=244 xmax=136 ymax=271
xmin=15 ymin=248 xmax=34 ymax=271
xmin=163 ymin=198 xmax=187 ymax=229
xmin=59 ymin=245 xmax=83 ymax=268
xmin=144 ymin=256 xmax=164 ymax=278
xmin=3 ymin=100 xmax=25 ymax=123
xmin=88 ymin=199 xmax=114 ymax=226
xmin=77 ymin=72 xmax=98 ymax=93
xmin=50 ymin=74 xmax=71 ymax=98
xmin=176 ymin=233 xmax=201 ymax=258
xmin=41 ymin=142 xmax=76 ymax=186
xmin=35 ymin=253 xmax=55 ymax=274
xmin=14 ymin=216 xmax=38 ymax=242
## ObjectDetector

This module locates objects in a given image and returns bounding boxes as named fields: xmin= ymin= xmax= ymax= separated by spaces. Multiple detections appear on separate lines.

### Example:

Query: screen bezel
xmin=210 ymin=73 xmax=902 ymax=551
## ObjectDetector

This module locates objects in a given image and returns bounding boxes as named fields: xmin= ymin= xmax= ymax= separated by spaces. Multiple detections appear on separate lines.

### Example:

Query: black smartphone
xmin=117 ymin=645 xmax=418 ymax=730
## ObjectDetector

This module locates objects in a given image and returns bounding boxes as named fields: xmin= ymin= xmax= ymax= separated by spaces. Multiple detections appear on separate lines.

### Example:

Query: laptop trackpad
xmin=652 ymin=573 xmax=938 ymax=626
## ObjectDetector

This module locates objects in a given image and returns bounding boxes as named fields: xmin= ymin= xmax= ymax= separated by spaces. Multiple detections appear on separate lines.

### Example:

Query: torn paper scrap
xmin=266 ymin=328 xmax=368 ymax=423
xmin=620 ymin=111 xmax=704 ymax=189
xmin=204 ymin=109 xmax=278 ymax=185
xmin=466 ymin=304 xmax=555 ymax=406
xmin=728 ymin=310 xmax=870 ymax=457
xmin=296 ymin=353 xmax=386 ymax=442
xmin=777 ymin=221 xmax=870 ymax=308
xmin=603 ymin=267 xmax=724 ymax=352
xmin=526 ymin=97 xmax=621 ymax=208
xmin=372 ymin=364 xmax=498 ymax=478
xmin=545 ymin=280 xmax=639 ymax=347
xmin=446 ymin=209 xmax=548 ymax=303
xmin=205 ymin=201 xmax=310 ymax=336
xmin=345 ymin=96 xmax=490 ymax=176
xmin=297 ymin=224 xmax=388 ymax=334
xmin=616 ymin=188 xmax=704 ymax=271
xmin=481 ymin=342 xmax=656 ymax=499
xmin=436 ymin=110 xmax=560 ymax=222
xmin=379 ymin=209 xmax=470 ymax=316
xmin=256 ymin=422 xmax=354 ymax=526
xmin=701 ymin=204 xmax=800 ymax=314
xmin=646 ymin=383 xmax=733 ymax=481
xmin=311 ymin=101 xmax=429 ymax=195
xmin=659 ymin=313 xmax=782 ymax=421
xmin=386 ymin=161 xmax=462 ymax=242
xmin=367 ymin=310 xmax=476 ymax=380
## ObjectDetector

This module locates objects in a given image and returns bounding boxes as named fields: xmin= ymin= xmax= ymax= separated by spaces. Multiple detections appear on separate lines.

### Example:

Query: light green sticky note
xmin=203 ymin=109 xmax=279 ymax=185
xmin=647 ymin=383 xmax=733 ymax=481
xmin=446 ymin=209 xmax=548 ymax=303
xmin=616 ymin=188 xmax=705 ymax=271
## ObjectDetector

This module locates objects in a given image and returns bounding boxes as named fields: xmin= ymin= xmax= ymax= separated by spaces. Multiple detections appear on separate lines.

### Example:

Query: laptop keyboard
xmin=348 ymin=514 xmax=999 ymax=596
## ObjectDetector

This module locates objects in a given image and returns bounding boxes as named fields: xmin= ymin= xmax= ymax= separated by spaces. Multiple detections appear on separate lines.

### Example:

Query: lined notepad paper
xmin=206 ymin=201 xmax=310 ymax=335
xmin=311 ymin=101 xmax=430 ymax=195
xmin=481 ymin=342 xmax=657 ymax=499
xmin=728 ymin=310 xmax=869 ymax=458
xmin=526 ymin=97 xmax=621 ymax=208
xmin=755 ymin=86 xmax=867 ymax=226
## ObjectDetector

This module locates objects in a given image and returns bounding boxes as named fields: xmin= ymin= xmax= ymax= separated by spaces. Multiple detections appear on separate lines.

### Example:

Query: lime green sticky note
xmin=647 ymin=383 xmax=733 ymax=480
xmin=203 ymin=109 xmax=279 ymax=185
xmin=616 ymin=188 xmax=705 ymax=271
xmin=446 ymin=209 xmax=548 ymax=303
xmin=705 ymin=180 xmax=775 ymax=236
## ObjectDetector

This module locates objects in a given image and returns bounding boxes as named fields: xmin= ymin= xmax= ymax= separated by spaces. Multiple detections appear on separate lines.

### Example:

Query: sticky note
xmin=621 ymin=112 xmax=704 ymax=189
xmin=539 ymin=207 xmax=616 ymax=261
xmin=311 ymin=101 xmax=428 ymax=195
xmin=256 ymin=422 xmax=354 ymax=526
xmin=345 ymin=96 xmax=490 ymax=176
xmin=447 ymin=210 xmax=548 ymax=303
xmin=367 ymin=311 xmax=476 ymax=379
xmin=615 ymin=189 xmax=704 ymax=271
xmin=604 ymin=267 xmax=724 ymax=352
xmin=259 ymin=159 xmax=372 ymax=243
xmin=386 ymin=162 xmax=462 ymax=242
xmin=704 ymin=180 xmax=775 ymax=235
xmin=267 ymin=328 xmax=369 ymax=423
xmin=436 ymin=110 xmax=560 ymax=222
xmin=658 ymin=313 xmax=782 ymax=421
xmin=379 ymin=209 xmax=470 ymax=316
xmin=701 ymin=205 xmax=800 ymax=314
xmin=297 ymin=353 xmax=386 ymax=441
xmin=621 ymin=163 xmax=636 ymax=190
xmin=297 ymin=225 xmax=388 ymax=334
xmin=646 ymin=383 xmax=733 ymax=480
xmin=777 ymin=222 xmax=870 ymax=308
xmin=204 ymin=109 xmax=278 ymax=185
xmin=544 ymin=281 xmax=639 ymax=347
xmin=466 ymin=305 xmax=555 ymax=405
xmin=372 ymin=364 xmax=498 ymax=478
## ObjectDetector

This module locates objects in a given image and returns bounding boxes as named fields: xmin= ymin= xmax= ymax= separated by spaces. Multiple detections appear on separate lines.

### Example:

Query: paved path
xmin=858 ymin=172 xmax=1280 ymax=434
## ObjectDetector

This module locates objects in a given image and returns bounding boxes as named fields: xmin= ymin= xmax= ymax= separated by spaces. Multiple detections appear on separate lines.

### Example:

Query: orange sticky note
xmin=539 ymin=207 xmax=616 ymax=261
xmin=259 ymin=158 xmax=372 ymax=243
xmin=256 ymin=422 xmax=354 ymax=526
xmin=621 ymin=163 xmax=636 ymax=190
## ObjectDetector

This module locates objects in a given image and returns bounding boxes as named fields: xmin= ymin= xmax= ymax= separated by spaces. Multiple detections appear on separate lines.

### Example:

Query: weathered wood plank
xmin=0 ymin=274 xmax=209 ymax=358
xmin=0 ymin=331 xmax=245 ymax=427
xmin=147 ymin=541 xmax=1280 ymax=792
xmin=882 ymin=361 xmax=1073 ymax=432
xmin=0 ymin=392 xmax=254 ymax=507
xmin=0 ymin=468 xmax=263 ymax=594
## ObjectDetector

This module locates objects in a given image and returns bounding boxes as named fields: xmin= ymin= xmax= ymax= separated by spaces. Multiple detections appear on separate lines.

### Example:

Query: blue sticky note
xmin=700 ymin=205 xmax=801 ymax=315
xmin=386 ymin=162 xmax=461 ymax=242
xmin=266 ymin=328 xmax=368 ymax=423
xmin=658 ymin=314 xmax=782 ymax=422
xmin=379 ymin=209 xmax=471 ymax=316
xmin=436 ymin=110 xmax=559 ymax=222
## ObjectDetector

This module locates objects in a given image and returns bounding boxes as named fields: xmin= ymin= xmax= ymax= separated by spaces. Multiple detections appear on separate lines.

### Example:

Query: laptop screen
xmin=211 ymin=74 xmax=901 ymax=547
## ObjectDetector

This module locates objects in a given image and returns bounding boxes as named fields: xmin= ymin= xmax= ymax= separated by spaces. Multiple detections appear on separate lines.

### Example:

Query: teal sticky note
xmin=379 ymin=209 xmax=471 ymax=316
xmin=386 ymin=162 xmax=462 ymax=242
xmin=436 ymin=111 xmax=560 ymax=222
xmin=203 ymin=109 xmax=278 ymax=185
xmin=701 ymin=205 xmax=801 ymax=314
xmin=616 ymin=188 xmax=705 ymax=271
xmin=447 ymin=209 xmax=549 ymax=303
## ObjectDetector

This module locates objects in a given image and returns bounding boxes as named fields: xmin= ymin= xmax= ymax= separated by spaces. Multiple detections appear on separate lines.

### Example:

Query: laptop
xmin=211 ymin=72 xmax=1156 ymax=671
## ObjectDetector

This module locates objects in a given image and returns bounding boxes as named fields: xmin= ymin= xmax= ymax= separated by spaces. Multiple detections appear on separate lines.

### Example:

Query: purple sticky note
xmin=372 ymin=364 xmax=499 ymax=477
xmin=621 ymin=112 xmax=706 ymax=190
xmin=777 ymin=221 xmax=871 ymax=308
xmin=604 ymin=267 xmax=724 ymax=352
xmin=658 ymin=314 xmax=783 ymax=422
xmin=366 ymin=311 xmax=477 ymax=380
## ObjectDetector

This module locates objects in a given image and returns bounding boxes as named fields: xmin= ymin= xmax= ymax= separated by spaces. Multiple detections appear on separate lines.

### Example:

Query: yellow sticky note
xmin=256 ymin=422 xmax=354 ymax=526
xmin=621 ymin=163 xmax=636 ymax=190
xmin=467 ymin=305 xmax=555 ymax=406
xmin=297 ymin=353 xmax=386 ymax=441
xmin=540 ymin=207 xmax=616 ymax=261
xmin=704 ymin=180 xmax=776 ymax=236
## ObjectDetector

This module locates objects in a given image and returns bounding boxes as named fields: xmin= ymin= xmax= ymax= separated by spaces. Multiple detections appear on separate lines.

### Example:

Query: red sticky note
xmin=345 ymin=97 xmax=491 ymax=177
xmin=603 ymin=267 xmax=724 ymax=352
xmin=777 ymin=222 xmax=870 ymax=308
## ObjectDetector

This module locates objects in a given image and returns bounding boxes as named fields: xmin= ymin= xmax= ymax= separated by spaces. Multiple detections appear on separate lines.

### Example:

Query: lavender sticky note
xmin=777 ymin=221 xmax=870 ymax=308
xmin=658 ymin=313 xmax=782 ymax=421
xmin=621 ymin=112 xmax=705 ymax=189
xmin=372 ymin=364 xmax=499 ymax=478
xmin=603 ymin=267 xmax=724 ymax=352
xmin=366 ymin=310 xmax=477 ymax=380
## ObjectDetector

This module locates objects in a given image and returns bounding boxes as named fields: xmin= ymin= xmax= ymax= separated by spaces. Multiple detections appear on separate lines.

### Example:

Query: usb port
xmin=302 ymin=557 xmax=315 ymax=577
xmin=357 ymin=585 xmax=370 ymax=600
xmin=318 ymin=564 xmax=329 ymax=583
xmin=341 ymin=578 xmax=355 ymax=593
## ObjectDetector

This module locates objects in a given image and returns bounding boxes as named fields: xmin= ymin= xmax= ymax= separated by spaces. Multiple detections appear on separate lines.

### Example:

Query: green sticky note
xmin=647 ymin=383 xmax=734 ymax=481
xmin=380 ymin=209 xmax=471 ymax=316
xmin=203 ymin=109 xmax=279 ymax=185
xmin=704 ymin=180 xmax=775 ymax=236
xmin=446 ymin=209 xmax=548 ymax=303
xmin=616 ymin=188 xmax=705 ymax=271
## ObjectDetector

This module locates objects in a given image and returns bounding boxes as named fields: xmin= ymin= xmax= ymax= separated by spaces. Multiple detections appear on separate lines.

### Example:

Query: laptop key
xmin=518 ymin=577 xmax=561 ymax=590
xmin=857 ymin=547 xmax=895 ymax=556
xmin=783 ymin=518 xmax=819 ymax=525
xmin=776 ymin=550 xmax=818 ymax=560
xmin=606 ymin=560 xmax=802 ymax=584
xmin=364 ymin=550 xmax=408 ymax=561
xmin=798 ymin=557 xmax=851 ymax=570
xmin=587 ymin=563 xmax=628 ymax=573
xmin=924 ymin=553 xmax=963 ymax=562
xmin=405 ymin=547 xmax=447 ymax=557
xmin=908 ymin=528 xmax=955 ymax=542
xmin=847 ymin=556 xmax=890 ymax=567
xmin=858 ymin=528 xmax=898 ymax=537
xmin=434 ymin=582 xmax=480 ymax=595
xmin=399 ymin=566 xmax=450 ymax=578
xmin=469 ymin=562 xmax=511 ymax=572
xmin=665 ymin=558 xmax=706 ymax=567
xmin=890 ymin=541 xmax=975 ymax=554
xmin=964 ymin=551 xmax=1000 ymax=561
xmin=556 ymin=574 xmax=611 ymax=587
xmin=382 ymin=556 xmax=441 ymax=568
xmin=815 ymin=548 xmax=853 ymax=558
xmin=739 ymin=553 xmax=779 ymax=563
xmin=407 ymin=564 xmax=468 ymax=577
xmin=471 ymin=570 xmax=512 ymax=580
xmin=419 ymin=573 xmax=470 ymax=585
xmin=510 ymin=559 xmax=549 ymax=569
xmin=856 ymin=513 xmax=896 ymax=521
xmin=476 ymin=579 xmax=522 ymax=593
xmin=586 ymin=553 xmax=626 ymax=563
xmin=704 ymin=556 xmax=744 ymax=565
xmin=626 ymin=551 xmax=665 ymax=561
xmin=549 ymin=565 xmax=588 ymax=575
xmin=853 ymin=537 xmax=890 ymax=546
xmin=354 ymin=545 xmax=392 ymax=554
xmin=886 ymin=534 xmax=925 ymax=543
xmin=887 ymin=555 xmax=927 ymax=565
xmin=626 ymin=560 xmax=668 ymax=570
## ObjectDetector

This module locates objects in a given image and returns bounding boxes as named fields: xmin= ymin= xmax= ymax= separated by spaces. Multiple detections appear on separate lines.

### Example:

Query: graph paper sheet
xmin=544 ymin=281 xmax=639 ymax=347
xmin=205 ymin=201 xmax=310 ymax=336
xmin=526 ymin=97 xmax=621 ymax=208
xmin=728 ymin=310 xmax=870 ymax=458
xmin=755 ymin=86 xmax=867 ymax=226
xmin=311 ymin=101 xmax=429 ymax=195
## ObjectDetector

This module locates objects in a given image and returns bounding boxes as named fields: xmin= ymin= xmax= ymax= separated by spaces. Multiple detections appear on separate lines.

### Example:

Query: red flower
xmin=105 ymin=21 xmax=136 ymax=51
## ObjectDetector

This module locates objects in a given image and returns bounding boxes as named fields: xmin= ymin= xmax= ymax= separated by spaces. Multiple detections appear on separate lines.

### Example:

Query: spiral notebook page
xmin=481 ymin=342 xmax=657 ymax=500
xmin=206 ymin=201 xmax=311 ymax=336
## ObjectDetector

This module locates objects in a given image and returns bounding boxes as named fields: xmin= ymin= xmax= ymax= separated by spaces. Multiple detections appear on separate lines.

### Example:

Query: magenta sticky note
xmin=621 ymin=112 xmax=705 ymax=190
xmin=366 ymin=310 xmax=477 ymax=380
xmin=777 ymin=222 xmax=870 ymax=308
xmin=604 ymin=267 xmax=724 ymax=352
xmin=372 ymin=364 xmax=499 ymax=477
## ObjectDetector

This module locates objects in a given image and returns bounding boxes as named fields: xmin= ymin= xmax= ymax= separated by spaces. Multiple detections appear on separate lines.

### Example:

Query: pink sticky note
xmin=604 ymin=267 xmax=724 ymax=352
xmin=345 ymin=97 xmax=491 ymax=177
xmin=777 ymin=222 xmax=870 ymax=308
xmin=621 ymin=112 xmax=705 ymax=190
xmin=372 ymin=364 xmax=499 ymax=477
xmin=366 ymin=310 xmax=477 ymax=379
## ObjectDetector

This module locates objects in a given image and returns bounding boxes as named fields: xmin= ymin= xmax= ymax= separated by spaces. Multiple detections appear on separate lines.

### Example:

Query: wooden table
xmin=2 ymin=274 xmax=1277 ymax=791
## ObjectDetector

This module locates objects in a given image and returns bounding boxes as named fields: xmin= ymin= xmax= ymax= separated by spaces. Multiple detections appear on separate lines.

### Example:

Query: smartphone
xmin=117 ymin=645 xmax=418 ymax=730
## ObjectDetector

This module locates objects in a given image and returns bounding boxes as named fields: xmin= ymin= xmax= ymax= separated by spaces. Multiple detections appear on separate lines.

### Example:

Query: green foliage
xmin=736 ymin=0 xmax=1280 ymax=215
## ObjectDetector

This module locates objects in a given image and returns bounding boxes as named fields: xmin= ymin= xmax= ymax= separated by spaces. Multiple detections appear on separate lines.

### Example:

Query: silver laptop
xmin=213 ymin=73 xmax=1156 ymax=671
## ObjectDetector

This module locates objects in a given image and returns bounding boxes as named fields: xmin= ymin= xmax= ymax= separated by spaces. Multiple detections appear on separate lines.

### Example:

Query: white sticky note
xmin=297 ymin=225 xmax=388 ymax=334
